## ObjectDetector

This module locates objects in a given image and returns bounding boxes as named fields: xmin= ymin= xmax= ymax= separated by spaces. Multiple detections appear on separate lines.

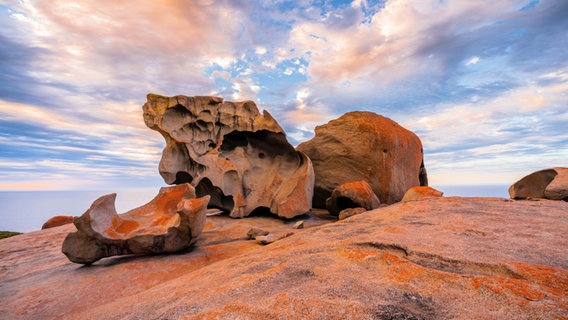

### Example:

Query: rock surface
xmin=402 ymin=186 xmax=444 ymax=201
xmin=41 ymin=215 xmax=74 ymax=229
xmin=509 ymin=167 xmax=568 ymax=201
xmin=62 ymin=184 xmax=209 ymax=264
xmin=338 ymin=207 xmax=367 ymax=220
xmin=297 ymin=111 xmax=427 ymax=207
xmin=325 ymin=180 xmax=380 ymax=215
xmin=1 ymin=197 xmax=567 ymax=319
xmin=143 ymin=94 xmax=314 ymax=219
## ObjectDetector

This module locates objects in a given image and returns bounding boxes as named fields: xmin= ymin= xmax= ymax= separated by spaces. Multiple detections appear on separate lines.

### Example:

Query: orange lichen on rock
xmin=41 ymin=215 xmax=74 ymax=229
xmin=402 ymin=186 xmax=444 ymax=201
xmin=2 ymin=197 xmax=567 ymax=319
xmin=61 ymin=183 xmax=209 ymax=264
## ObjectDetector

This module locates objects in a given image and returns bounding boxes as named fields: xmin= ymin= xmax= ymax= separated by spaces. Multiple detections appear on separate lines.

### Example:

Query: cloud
xmin=283 ymin=0 xmax=567 ymax=113
xmin=0 ymin=0 xmax=567 ymax=190
xmin=399 ymin=72 xmax=568 ymax=185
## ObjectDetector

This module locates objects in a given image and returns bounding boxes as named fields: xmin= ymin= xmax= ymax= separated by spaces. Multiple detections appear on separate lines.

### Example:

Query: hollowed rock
xmin=143 ymin=94 xmax=314 ymax=219
xmin=62 ymin=184 xmax=209 ymax=264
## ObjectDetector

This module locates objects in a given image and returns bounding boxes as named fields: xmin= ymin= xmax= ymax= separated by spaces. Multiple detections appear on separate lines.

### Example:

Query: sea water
xmin=0 ymin=185 xmax=510 ymax=233
xmin=0 ymin=189 xmax=158 ymax=233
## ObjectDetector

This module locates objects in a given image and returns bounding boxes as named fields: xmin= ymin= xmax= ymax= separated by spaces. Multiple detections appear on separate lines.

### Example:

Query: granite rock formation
xmin=297 ymin=111 xmax=427 ymax=207
xmin=2 ymin=197 xmax=567 ymax=319
xmin=402 ymin=186 xmax=444 ymax=202
xmin=509 ymin=167 xmax=568 ymax=201
xmin=325 ymin=180 xmax=380 ymax=215
xmin=143 ymin=94 xmax=314 ymax=219
xmin=41 ymin=215 xmax=74 ymax=229
xmin=62 ymin=184 xmax=209 ymax=264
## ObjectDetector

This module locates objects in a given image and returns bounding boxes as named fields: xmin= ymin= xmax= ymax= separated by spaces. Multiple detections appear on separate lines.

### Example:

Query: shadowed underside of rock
xmin=143 ymin=94 xmax=313 ymax=219
xmin=325 ymin=180 xmax=380 ymax=215
xmin=62 ymin=184 xmax=209 ymax=264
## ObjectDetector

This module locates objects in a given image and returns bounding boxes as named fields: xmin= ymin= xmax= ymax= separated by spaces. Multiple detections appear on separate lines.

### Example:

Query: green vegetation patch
xmin=0 ymin=231 xmax=22 ymax=239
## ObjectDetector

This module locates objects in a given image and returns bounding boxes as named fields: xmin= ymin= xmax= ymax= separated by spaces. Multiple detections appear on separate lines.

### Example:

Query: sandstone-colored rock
xmin=247 ymin=227 xmax=269 ymax=239
xmin=402 ymin=186 xmax=444 ymax=202
xmin=2 ymin=197 xmax=567 ymax=319
xmin=61 ymin=184 xmax=209 ymax=264
xmin=256 ymin=231 xmax=295 ymax=245
xmin=509 ymin=167 xmax=568 ymax=201
xmin=41 ymin=215 xmax=74 ymax=229
xmin=338 ymin=207 xmax=367 ymax=220
xmin=255 ymin=234 xmax=275 ymax=245
xmin=143 ymin=94 xmax=314 ymax=219
xmin=325 ymin=180 xmax=380 ymax=215
xmin=292 ymin=220 xmax=304 ymax=229
xmin=297 ymin=111 xmax=427 ymax=207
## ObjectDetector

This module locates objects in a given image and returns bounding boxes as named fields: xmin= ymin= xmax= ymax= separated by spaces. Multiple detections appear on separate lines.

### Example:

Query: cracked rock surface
xmin=143 ymin=94 xmax=314 ymax=219
xmin=2 ymin=197 xmax=567 ymax=319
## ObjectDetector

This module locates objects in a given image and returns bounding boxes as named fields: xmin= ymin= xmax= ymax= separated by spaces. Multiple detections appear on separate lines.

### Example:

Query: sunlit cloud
xmin=0 ymin=0 xmax=567 ymax=190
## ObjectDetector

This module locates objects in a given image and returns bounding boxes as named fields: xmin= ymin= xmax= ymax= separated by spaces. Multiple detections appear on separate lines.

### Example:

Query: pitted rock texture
xmin=2 ymin=197 xmax=567 ymax=319
xmin=402 ymin=186 xmax=444 ymax=202
xmin=143 ymin=94 xmax=314 ymax=219
xmin=297 ymin=111 xmax=427 ymax=207
xmin=509 ymin=167 xmax=568 ymax=201
xmin=62 ymin=184 xmax=209 ymax=264
xmin=325 ymin=180 xmax=380 ymax=215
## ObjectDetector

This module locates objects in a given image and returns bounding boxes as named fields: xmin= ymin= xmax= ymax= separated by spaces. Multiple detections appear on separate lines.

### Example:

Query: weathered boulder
xmin=62 ymin=184 xmax=209 ymax=264
xmin=402 ymin=186 xmax=444 ymax=202
xmin=41 ymin=215 xmax=74 ymax=229
xmin=509 ymin=167 xmax=568 ymax=201
xmin=325 ymin=180 xmax=380 ymax=215
xmin=143 ymin=94 xmax=314 ymax=219
xmin=297 ymin=111 xmax=427 ymax=207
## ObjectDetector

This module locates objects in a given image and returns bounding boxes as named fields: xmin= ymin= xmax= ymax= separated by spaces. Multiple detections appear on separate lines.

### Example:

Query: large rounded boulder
xmin=509 ymin=167 xmax=568 ymax=201
xmin=297 ymin=111 xmax=427 ymax=207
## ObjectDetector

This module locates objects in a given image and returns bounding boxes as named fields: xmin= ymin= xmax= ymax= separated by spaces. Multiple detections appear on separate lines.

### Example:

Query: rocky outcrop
xmin=2 ymin=197 xmax=567 ymax=319
xmin=509 ymin=167 xmax=568 ymax=201
xmin=143 ymin=94 xmax=313 ymax=219
xmin=62 ymin=184 xmax=209 ymax=264
xmin=297 ymin=111 xmax=427 ymax=207
xmin=325 ymin=180 xmax=380 ymax=215
xmin=402 ymin=186 xmax=444 ymax=201
xmin=41 ymin=215 xmax=74 ymax=229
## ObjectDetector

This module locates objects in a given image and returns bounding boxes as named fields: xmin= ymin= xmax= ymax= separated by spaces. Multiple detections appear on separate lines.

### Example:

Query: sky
xmin=0 ymin=0 xmax=566 ymax=191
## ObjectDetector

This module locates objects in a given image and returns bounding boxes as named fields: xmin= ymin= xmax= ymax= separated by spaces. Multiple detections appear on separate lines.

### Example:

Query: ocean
xmin=0 ymin=185 xmax=509 ymax=233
